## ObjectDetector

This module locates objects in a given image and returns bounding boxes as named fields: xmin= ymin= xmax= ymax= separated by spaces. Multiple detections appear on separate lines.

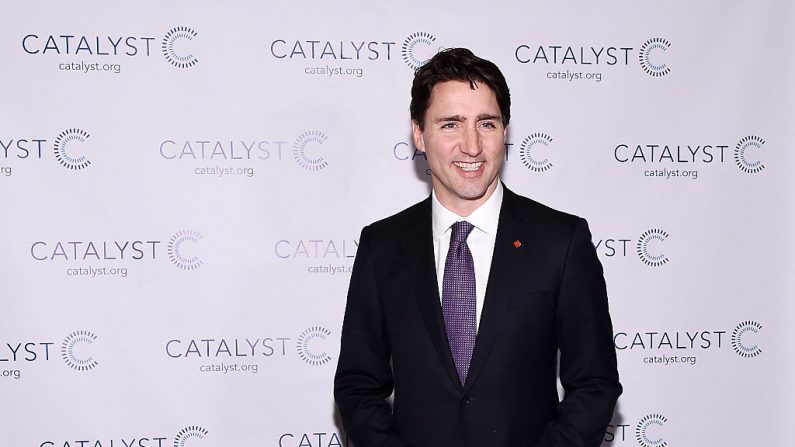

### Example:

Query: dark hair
xmin=410 ymin=48 xmax=511 ymax=129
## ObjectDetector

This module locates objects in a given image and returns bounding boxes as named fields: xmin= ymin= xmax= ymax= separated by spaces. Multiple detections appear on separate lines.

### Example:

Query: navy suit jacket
xmin=334 ymin=186 xmax=621 ymax=446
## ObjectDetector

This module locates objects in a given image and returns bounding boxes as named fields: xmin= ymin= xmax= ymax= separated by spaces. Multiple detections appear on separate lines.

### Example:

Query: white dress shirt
xmin=432 ymin=180 xmax=504 ymax=331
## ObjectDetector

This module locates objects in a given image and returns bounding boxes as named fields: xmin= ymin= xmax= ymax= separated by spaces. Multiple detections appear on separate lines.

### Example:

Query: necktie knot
xmin=450 ymin=221 xmax=474 ymax=244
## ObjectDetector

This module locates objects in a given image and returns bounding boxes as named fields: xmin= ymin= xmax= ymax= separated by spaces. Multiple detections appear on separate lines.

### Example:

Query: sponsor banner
xmin=273 ymin=238 xmax=358 ymax=277
xmin=615 ymin=320 xmax=764 ymax=366
xmin=266 ymin=31 xmax=445 ymax=79
xmin=593 ymin=228 xmax=671 ymax=268
xmin=19 ymin=26 xmax=200 ymax=75
xmin=604 ymin=412 xmax=669 ymax=447
xmin=612 ymin=135 xmax=767 ymax=180
xmin=158 ymin=130 xmax=331 ymax=178
xmin=28 ymin=229 xmax=204 ymax=278
xmin=514 ymin=37 xmax=672 ymax=83
xmin=39 ymin=425 xmax=209 ymax=447
xmin=1 ymin=330 xmax=99 ymax=381
xmin=164 ymin=326 xmax=334 ymax=377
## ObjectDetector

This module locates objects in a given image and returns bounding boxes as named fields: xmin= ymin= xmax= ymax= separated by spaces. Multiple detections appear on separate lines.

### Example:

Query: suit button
xmin=462 ymin=396 xmax=471 ymax=405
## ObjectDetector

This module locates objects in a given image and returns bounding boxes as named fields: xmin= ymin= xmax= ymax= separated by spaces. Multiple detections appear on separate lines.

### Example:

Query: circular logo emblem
xmin=731 ymin=320 xmax=763 ymax=358
xmin=53 ymin=128 xmax=91 ymax=170
xmin=168 ymin=230 xmax=204 ymax=270
xmin=636 ymin=228 xmax=669 ymax=267
xmin=401 ymin=32 xmax=436 ymax=70
xmin=734 ymin=135 xmax=765 ymax=174
xmin=173 ymin=425 xmax=208 ymax=447
xmin=162 ymin=27 xmax=199 ymax=68
xmin=639 ymin=38 xmax=671 ymax=77
xmin=519 ymin=133 xmax=554 ymax=172
xmin=635 ymin=413 xmax=668 ymax=447
xmin=293 ymin=130 xmax=328 ymax=171
xmin=60 ymin=330 xmax=98 ymax=371
xmin=296 ymin=326 xmax=332 ymax=366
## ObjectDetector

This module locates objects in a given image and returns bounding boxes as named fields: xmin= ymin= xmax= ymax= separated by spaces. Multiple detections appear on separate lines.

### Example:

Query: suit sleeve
xmin=334 ymin=226 xmax=412 ymax=447
xmin=534 ymin=218 xmax=622 ymax=447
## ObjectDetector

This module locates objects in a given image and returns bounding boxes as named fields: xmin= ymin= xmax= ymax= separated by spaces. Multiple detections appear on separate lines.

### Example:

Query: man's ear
xmin=411 ymin=120 xmax=426 ymax=152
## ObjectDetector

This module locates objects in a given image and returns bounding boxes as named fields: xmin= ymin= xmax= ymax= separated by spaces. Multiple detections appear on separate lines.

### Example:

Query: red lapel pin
xmin=513 ymin=240 xmax=522 ymax=248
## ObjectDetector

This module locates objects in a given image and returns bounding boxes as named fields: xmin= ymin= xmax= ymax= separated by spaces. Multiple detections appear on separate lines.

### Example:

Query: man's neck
xmin=433 ymin=179 xmax=500 ymax=217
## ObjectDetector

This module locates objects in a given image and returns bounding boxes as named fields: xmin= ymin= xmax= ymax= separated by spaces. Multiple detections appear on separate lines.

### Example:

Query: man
xmin=334 ymin=48 xmax=621 ymax=446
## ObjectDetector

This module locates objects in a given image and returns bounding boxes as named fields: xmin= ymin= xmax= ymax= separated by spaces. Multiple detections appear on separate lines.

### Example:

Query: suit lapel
xmin=400 ymin=198 xmax=462 ymax=389
xmin=464 ymin=187 xmax=529 ymax=392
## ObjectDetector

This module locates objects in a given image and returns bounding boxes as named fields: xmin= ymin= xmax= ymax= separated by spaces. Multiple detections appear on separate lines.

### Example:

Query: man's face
xmin=412 ymin=80 xmax=506 ymax=216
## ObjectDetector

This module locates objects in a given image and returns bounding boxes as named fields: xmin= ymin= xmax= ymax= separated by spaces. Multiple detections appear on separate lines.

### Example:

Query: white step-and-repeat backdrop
xmin=2 ymin=1 xmax=793 ymax=446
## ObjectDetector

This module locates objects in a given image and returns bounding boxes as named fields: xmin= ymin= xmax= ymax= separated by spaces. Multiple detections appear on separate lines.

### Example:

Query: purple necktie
xmin=442 ymin=220 xmax=476 ymax=385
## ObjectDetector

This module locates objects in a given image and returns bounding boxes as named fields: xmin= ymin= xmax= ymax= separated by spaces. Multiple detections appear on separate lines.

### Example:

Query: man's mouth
xmin=453 ymin=161 xmax=483 ymax=172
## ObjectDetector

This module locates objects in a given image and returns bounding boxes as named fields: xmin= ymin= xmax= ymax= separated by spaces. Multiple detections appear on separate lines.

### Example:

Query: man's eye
xmin=441 ymin=122 xmax=457 ymax=129
xmin=480 ymin=121 xmax=496 ymax=129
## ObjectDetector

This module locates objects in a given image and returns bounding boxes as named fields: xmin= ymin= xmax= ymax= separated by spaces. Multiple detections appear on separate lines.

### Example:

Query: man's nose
xmin=459 ymin=126 xmax=482 ymax=157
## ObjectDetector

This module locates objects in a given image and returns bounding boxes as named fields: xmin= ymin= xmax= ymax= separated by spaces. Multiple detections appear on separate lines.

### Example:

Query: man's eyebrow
xmin=434 ymin=113 xmax=501 ymax=123
xmin=477 ymin=113 xmax=501 ymax=121
xmin=435 ymin=115 xmax=465 ymax=123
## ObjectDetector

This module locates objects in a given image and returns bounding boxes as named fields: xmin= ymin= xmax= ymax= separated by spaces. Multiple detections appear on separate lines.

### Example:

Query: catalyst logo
xmin=278 ymin=431 xmax=350 ymax=446
xmin=293 ymin=130 xmax=329 ymax=171
xmin=518 ymin=132 xmax=554 ymax=172
xmin=59 ymin=330 xmax=98 ymax=371
xmin=269 ymin=39 xmax=395 ymax=60
xmin=613 ymin=133 xmax=768 ymax=180
xmin=296 ymin=326 xmax=332 ymax=366
xmin=40 ymin=425 xmax=209 ymax=447
xmin=20 ymin=28 xmax=200 ymax=74
xmin=31 ymin=229 xmax=203 ymax=278
xmin=734 ymin=135 xmax=765 ymax=174
xmin=401 ymin=32 xmax=437 ymax=70
xmin=162 ymin=26 xmax=199 ymax=68
xmin=731 ymin=320 xmax=763 ymax=358
xmin=1 ymin=128 xmax=97 ymax=171
xmin=165 ymin=326 xmax=334 ymax=375
xmin=1 ymin=331 xmax=100 ymax=371
xmin=168 ymin=230 xmax=204 ymax=270
xmin=638 ymin=38 xmax=671 ymax=77
xmin=21 ymin=34 xmax=155 ymax=56
xmin=514 ymin=37 xmax=671 ymax=83
xmin=635 ymin=413 xmax=668 ymax=447
xmin=266 ymin=32 xmax=441 ymax=78
xmin=593 ymin=229 xmax=671 ymax=267
xmin=636 ymin=228 xmax=669 ymax=267
xmin=158 ymin=130 xmax=331 ymax=175
xmin=173 ymin=425 xmax=208 ymax=446
xmin=392 ymin=141 xmax=430 ymax=176
xmin=274 ymin=238 xmax=357 ymax=277
xmin=53 ymin=128 xmax=91 ymax=170
xmin=614 ymin=320 xmax=764 ymax=366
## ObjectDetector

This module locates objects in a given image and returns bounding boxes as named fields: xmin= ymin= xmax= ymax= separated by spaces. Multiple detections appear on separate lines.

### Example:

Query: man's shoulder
xmin=362 ymin=196 xmax=430 ymax=238
xmin=504 ymin=187 xmax=583 ymax=228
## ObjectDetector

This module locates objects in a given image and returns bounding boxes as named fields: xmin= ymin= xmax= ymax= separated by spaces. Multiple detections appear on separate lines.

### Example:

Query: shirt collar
xmin=432 ymin=180 xmax=503 ymax=238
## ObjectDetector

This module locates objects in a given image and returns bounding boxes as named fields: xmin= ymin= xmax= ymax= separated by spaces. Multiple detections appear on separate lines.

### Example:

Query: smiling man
xmin=334 ymin=48 xmax=621 ymax=447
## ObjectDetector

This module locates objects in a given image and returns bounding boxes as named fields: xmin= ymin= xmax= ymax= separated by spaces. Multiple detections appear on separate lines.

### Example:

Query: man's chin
xmin=455 ymin=185 xmax=494 ymax=202
xmin=458 ymin=179 xmax=498 ymax=201
xmin=432 ymin=177 xmax=498 ymax=209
